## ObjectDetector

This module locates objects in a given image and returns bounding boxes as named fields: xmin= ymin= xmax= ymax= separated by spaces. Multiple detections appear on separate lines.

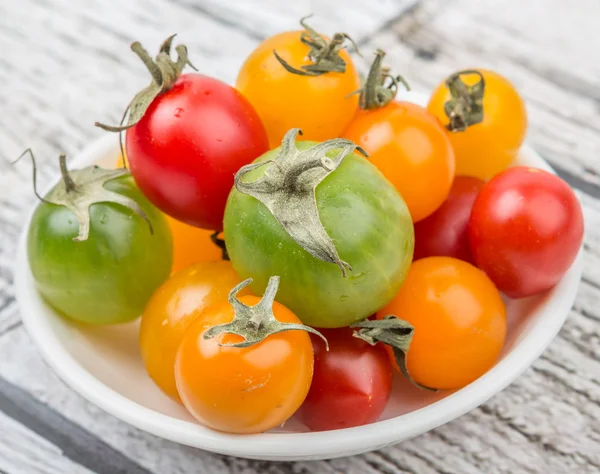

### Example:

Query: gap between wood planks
xmin=0 ymin=376 xmax=153 ymax=474
xmin=0 ymin=411 xmax=93 ymax=474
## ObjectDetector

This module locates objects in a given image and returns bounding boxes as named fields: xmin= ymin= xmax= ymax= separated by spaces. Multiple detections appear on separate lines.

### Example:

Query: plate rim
xmin=13 ymin=98 xmax=584 ymax=461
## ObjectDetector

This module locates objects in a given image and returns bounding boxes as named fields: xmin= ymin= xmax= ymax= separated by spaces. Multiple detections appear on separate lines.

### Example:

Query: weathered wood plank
xmin=173 ymin=0 xmax=419 ymax=42
xmin=367 ymin=0 xmax=600 ymax=187
xmin=0 ymin=412 xmax=92 ymax=474
xmin=1 ymin=0 xmax=599 ymax=472
xmin=0 ymin=0 xmax=417 ymax=173
xmin=0 ymin=0 xmax=260 ymax=331
xmin=0 ymin=0 xmax=258 ymax=165
xmin=0 ymin=377 xmax=156 ymax=474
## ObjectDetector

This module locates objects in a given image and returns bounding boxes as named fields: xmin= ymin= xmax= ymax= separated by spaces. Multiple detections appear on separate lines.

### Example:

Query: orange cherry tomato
xmin=428 ymin=69 xmax=527 ymax=180
xmin=139 ymin=261 xmax=245 ymax=402
xmin=168 ymin=217 xmax=222 ymax=273
xmin=175 ymin=291 xmax=314 ymax=434
xmin=343 ymin=101 xmax=455 ymax=222
xmin=236 ymin=24 xmax=360 ymax=147
xmin=377 ymin=257 xmax=506 ymax=389
xmin=116 ymin=155 xmax=222 ymax=273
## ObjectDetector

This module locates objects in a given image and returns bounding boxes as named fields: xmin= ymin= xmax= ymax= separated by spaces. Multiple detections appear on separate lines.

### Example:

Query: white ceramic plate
xmin=14 ymin=92 xmax=583 ymax=461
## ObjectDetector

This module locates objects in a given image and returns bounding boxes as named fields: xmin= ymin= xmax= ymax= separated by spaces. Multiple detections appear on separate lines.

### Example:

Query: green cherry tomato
xmin=27 ymin=162 xmax=172 ymax=324
xmin=224 ymin=136 xmax=414 ymax=328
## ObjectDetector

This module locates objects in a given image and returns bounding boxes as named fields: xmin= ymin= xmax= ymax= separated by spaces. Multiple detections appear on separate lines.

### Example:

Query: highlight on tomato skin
xmin=295 ymin=327 xmax=393 ymax=432
xmin=377 ymin=257 xmax=507 ymax=390
xmin=468 ymin=166 xmax=584 ymax=298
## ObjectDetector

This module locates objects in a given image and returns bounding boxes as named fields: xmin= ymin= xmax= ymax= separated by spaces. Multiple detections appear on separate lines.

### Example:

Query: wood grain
xmin=173 ymin=0 xmax=419 ymax=42
xmin=373 ymin=0 xmax=600 ymax=184
xmin=0 ymin=412 xmax=92 ymax=474
xmin=0 ymin=377 xmax=156 ymax=474
xmin=0 ymin=0 xmax=599 ymax=473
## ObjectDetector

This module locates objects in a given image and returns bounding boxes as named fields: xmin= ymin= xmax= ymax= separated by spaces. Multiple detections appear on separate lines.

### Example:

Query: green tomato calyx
xmin=17 ymin=149 xmax=153 ymax=243
xmin=95 ymin=34 xmax=196 ymax=133
xmin=234 ymin=129 xmax=367 ymax=276
xmin=203 ymin=276 xmax=328 ymax=349
xmin=443 ymin=69 xmax=485 ymax=132
xmin=351 ymin=316 xmax=436 ymax=391
xmin=274 ymin=15 xmax=359 ymax=76
xmin=350 ymin=49 xmax=410 ymax=110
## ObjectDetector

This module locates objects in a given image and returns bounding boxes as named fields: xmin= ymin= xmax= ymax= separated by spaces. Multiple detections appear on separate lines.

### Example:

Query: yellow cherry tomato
xmin=139 ymin=261 xmax=246 ymax=402
xmin=236 ymin=21 xmax=360 ymax=147
xmin=428 ymin=69 xmax=527 ymax=180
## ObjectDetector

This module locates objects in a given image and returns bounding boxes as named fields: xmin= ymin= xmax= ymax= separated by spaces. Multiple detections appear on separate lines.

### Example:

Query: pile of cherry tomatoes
xmin=25 ymin=18 xmax=584 ymax=434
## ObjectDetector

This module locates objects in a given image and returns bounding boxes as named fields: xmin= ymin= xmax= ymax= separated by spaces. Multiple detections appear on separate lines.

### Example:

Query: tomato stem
xmin=17 ymin=149 xmax=154 ymax=242
xmin=95 ymin=35 xmax=196 ymax=133
xmin=48 ymin=165 xmax=153 ymax=242
xmin=58 ymin=154 xmax=77 ymax=193
xmin=132 ymin=41 xmax=163 ymax=84
xmin=210 ymin=231 xmax=230 ymax=261
xmin=203 ymin=276 xmax=328 ymax=349
xmin=273 ymin=16 xmax=359 ymax=76
xmin=233 ymin=129 xmax=367 ymax=276
xmin=443 ymin=69 xmax=485 ymax=132
xmin=352 ymin=316 xmax=437 ymax=391
xmin=350 ymin=49 xmax=410 ymax=110
xmin=13 ymin=149 xmax=51 ymax=204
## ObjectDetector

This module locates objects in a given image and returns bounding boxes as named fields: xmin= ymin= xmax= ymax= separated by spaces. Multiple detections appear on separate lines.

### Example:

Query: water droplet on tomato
xmin=349 ymin=271 xmax=368 ymax=284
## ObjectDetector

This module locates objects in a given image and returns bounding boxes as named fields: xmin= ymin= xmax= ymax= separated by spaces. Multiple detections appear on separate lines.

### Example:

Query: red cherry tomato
xmin=295 ymin=327 xmax=392 ymax=431
xmin=414 ymin=176 xmax=484 ymax=263
xmin=127 ymin=74 xmax=269 ymax=230
xmin=469 ymin=167 xmax=584 ymax=298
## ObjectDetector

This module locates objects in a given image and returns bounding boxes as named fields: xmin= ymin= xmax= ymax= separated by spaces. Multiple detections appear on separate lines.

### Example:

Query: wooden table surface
xmin=1 ymin=1 xmax=599 ymax=473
